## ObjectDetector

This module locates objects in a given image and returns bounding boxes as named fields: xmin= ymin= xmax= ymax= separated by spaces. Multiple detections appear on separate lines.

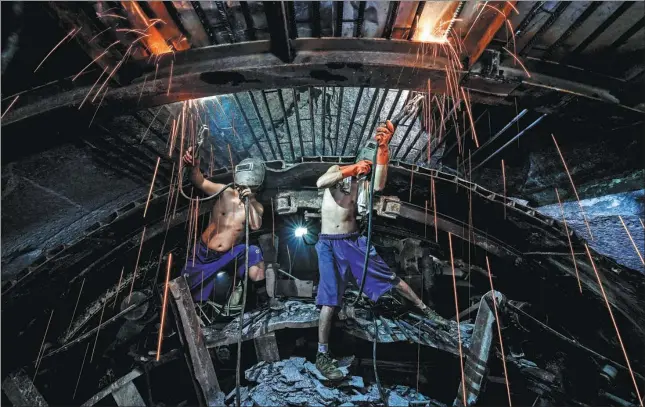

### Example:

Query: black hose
xmin=235 ymin=196 xmax=251 ymax=407
xmin=372 ymin=308 xmax=389 ymax=406
xmin=179 ymin=167 xmax=234 ymax=202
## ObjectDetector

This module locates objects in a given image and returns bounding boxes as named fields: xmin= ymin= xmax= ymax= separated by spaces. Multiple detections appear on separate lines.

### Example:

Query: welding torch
xmin=352 ymin=93 xmax=425 ymax=307
xmin=179 ymin=125 xmax=234 ymax=202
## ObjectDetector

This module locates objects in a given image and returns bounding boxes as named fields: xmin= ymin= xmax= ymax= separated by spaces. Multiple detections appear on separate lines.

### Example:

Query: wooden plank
xmin=169 ymin=277 xmax=225 ymax=407
xmin=254 ymin=332 xmax=281 ymax=362
xmin=2 ymin=370 xmax=48 ymax=407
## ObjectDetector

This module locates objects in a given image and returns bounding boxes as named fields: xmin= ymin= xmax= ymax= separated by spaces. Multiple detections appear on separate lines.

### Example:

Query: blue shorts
xmin=182 ymin=240 xmax=263 ymax=302
xmin=315 ymin=232 xmax=399 ymax=307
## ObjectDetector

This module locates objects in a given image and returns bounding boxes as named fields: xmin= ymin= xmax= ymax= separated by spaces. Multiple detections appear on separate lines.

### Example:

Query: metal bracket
xmin=274 ymin=190 xmax=323 ymax=215
xmin=376 ymin=196 xmax=401 ymax=219
xmin=274 ymin=192 xmax=298 ymax=215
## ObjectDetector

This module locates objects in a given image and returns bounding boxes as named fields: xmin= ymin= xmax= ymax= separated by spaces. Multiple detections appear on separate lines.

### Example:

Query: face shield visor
xmin=234 ymin=158 xmax=266 ymax=189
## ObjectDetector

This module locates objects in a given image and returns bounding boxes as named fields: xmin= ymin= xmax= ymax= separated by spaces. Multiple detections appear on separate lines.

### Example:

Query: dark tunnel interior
xmin=1 ymin=2 xmax=644 ymax=407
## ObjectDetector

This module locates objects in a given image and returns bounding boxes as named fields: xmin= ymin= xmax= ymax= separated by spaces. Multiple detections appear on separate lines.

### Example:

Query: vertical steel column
xmin=340 ymin=87 xmax=365 ymax=156
xmin=261 ymin=90 xmax=286 ymax=160
xmin=233 ymin=93 xmax=268 ymax=161
xmin=248 ymin=91 xmax=280 ymax=160
xmin=382 ymin=2 xmax=399 ymax=39
xmin=277 ymin=89 xmax=296 ymax=161
xmin=309 ymin=87 xmax=316 ymax=155
xmin=354 ymin=88 xmax=380 ymax=155
xmin=333 ymin=87 xmax=345 ymax=155
xmin=292 ymin=89 xmax=305 ymax=158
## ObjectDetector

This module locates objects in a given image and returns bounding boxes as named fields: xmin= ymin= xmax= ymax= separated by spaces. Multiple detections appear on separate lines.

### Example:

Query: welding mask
xmin=234 ymin=158 xmax=266 ymax=189
xmin=356 ymin=140 xmax=378 ymax=164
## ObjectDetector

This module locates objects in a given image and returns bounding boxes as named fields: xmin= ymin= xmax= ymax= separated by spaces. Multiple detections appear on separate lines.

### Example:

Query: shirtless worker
xmin=314 ymin=120 xmax=451 ymax=380
xmin=180 ymin=148 xmax=271 ymax=306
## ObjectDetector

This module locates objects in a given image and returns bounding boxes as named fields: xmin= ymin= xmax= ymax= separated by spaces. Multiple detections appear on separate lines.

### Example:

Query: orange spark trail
xmin=88 ymin=87 xmax=109 ymax=128
xmin=584 ymin=244 xmax=643 ymax=406
xmin=89 ymin=26 xmax=114 ymax=43
xmin=73 ymin=40 xmax=120 ymax=81
xmin=432 ymin=177 xmax=438 ymax=242
xmin=67 ymin=279 xmax=86 ymax=333
xmin=144 ymin=157 xmax=161 ymax=218
xmin=551 ymin=134 xmax=594 ymax=240
xmin=92 ymin=46 xmax=134 ymax=103
xmin=90 ymin=299 xmax=107 ymax=363
xmin=465 ymin=1 xmax=488 ymax=41
xmin=502 ymin=47 xmax=531 ymax=77
xmin=72 ymin=343 xmax=90 ymax=400
xmin=501 ymin=159 xmax=507 ymax=220
xmin=482 ymin=3 xmax=507 ymax=18
xmin=167 ymin=60 xmax=174 ymax=96
xmin=138 ymin=75 xmax=148 ymax=104
xmin=128 ymin=227 xmax=147 ymax=302
xmin=618 ymin=215 xmax=644 ymax=265
xmin=97 ymin=13 xmax=127 ymax=20
xmin=79 ymin=65 xmax=109 ymax=109
xmin=507 ymin=1 xmax=519 ymax=14
xmin=555 ymin=188 xmax=582 ymax=294
xmin=506 ymin=20 xmax=517 ymax=57
xmin=157 ymin=253 xmax=173 ymax=361
xmin=485 ymin=257 xmax=512 ymax=406
xmin=34 ymin=28 xmax=79 ymax=72
xmin=34 ymin=309 xmax=55 ymax=378
xmin=461 ymin=88 xmax=480 ymax=147
xmin=113 ymin=267 xmax=125 ymax=309
xmin=449 ymin=233 xmax=467 ymax=407
xmin=141 ymin=107 xmax=163 ymax=143
xmin=1 ymin=95 xmax=20 ymax=120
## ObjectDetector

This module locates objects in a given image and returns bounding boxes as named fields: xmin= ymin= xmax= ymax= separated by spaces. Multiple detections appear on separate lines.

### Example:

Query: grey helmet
xmin=234 ymin=158 xmax=266 ymax=189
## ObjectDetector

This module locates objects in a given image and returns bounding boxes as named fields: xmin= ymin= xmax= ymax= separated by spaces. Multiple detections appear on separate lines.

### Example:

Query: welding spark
xmin=506 ymin=20 xmax=517 ymax=56
xmin=88 ymin=87 xmax=109 ymax=128
xmin=618 ymin=215 xmax=645 ymax=265
xmin=34 ymin=309 xmax=55 ymax=379
xmin=432 ymin=177 xmax=438 ymax=242
xmin=461 ymin=88 xmax=480 ymax=148
xmin=167 ymin=60 xmax=174 ymax=96
xmin=501 ymin=159 xmax=507 ymax=220
xmin=34 ymin=28 xmax=79 ymax=73
xmin=116 ymin=28 xmax=148 ymax=35
xmin=128 ymin=227 xmax=147 ymax=302
xmin=72 ymin=343 xmax=90 ymax=399
xmin=138 ymin=75 xmax=148 ymax=104
xmin=640 ymin=218 xmax=645 ymax=230
xmin=555 ymin=188 xmax=582 ymax=294
xmin=157 ymin=253 xmax=173 ymax=361
xmin=141 ymin=107 xmax=163 ymax=143
xmin=90 ymin=299 xmax=107 ymax=363
xmin=67 ymin=279 xmax=86 ymax=333
xmin=502 ymin=47 xmax=531 ymax=77
xmin=1 ymin=95 xmax=20 ymax=120
xmin=584 ymin=244 xmax=644 ymax=406
xmin=551 ymin=134 xmax=593 ymax=240
xmin=73 ymin=40 xmax=120 ymax=81
xmin=89 ymin=26 xmax=114 ymax=43
xmin=113 ymin=267 xmax=125 ymax=309
xmin=78 ymin=66 xmax=108 ymax=110
xmin=481 ymin=3 xmax=507 ymax=18
xmin=97 ymin=13 xmax=127 ymax=20
xmin=465 ymin=1 xmax=489 ymax=41
xmin=506 ymin=1 xmax=519 ymax=14
xmin=143 ymin=157 xmax=161 ymax=218
xmin=448 ymin=233 xmax=468 ymax=407
xmin=485 ymin=257 xmax=512 ymax=406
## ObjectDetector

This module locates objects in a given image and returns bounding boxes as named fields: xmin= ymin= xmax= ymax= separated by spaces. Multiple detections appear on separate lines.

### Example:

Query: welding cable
xmin=235 ymin=196 xmax=251 ymax=407
xmin=372 ymin=308 xmax=389 ymax=407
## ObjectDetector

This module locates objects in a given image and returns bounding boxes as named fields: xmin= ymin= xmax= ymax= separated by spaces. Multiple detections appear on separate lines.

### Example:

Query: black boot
xmin=255 ymin=283 xmax=285 ymax=311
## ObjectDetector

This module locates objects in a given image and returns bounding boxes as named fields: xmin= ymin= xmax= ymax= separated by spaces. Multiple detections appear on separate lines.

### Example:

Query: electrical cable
xmin=372 ymin=307 xmax=389 ymax=407
xmin=235 ymin=196 xmax=251 ymax=407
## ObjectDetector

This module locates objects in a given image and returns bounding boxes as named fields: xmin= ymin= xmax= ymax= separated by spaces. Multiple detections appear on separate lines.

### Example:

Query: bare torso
xmin=201 ymin=188 xmax=247 ymax=252
xmin=320 ymin=179 xmax=362 ymax=234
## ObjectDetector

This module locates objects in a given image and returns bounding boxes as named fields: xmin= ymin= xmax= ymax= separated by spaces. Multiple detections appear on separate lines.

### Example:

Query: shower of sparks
xmin=640 ymin=217 xmax=645 ymax=230
xmin=448 ymin=233 xmax=467 ymax=407
xmin=1 ymin=95 xmax=20 ymax=120
xmin=79 ymin=65 xmax=109 ymax=110
xmin=502 ymin=47 xmax=531 ymax=77
xmin=141 ymin=107 xmax=163 ymax=143
xmin=73 ymin=40 xmax=120 ymax=81
xmin=113 ymin=267 xmax=125 ymax=309
xmin=34 ymin=309 xmax=55 ymax=378
xmin=461 ymin=88 xmax=479 ymax=148
xmin=90 ymin=299 xmax=107 ymax=363
xmin=88 ymin=86 xmax=109 ymax=128
xmin=138 ymin=75 xmax=148 ymax=104
xmin=506 ymin=20 xmax=517 ymax=57
xmin=501 ymin=159 xmax=507 ymax=220
xmin=67 ymin=278 xmax=86 ymax=333
xmin=551 ymin=134 xmax=594 ymax=240
xmin=555 ymin=188 xmax=582 ymax=294
xmin=618 ymin=215 xmax=644 ymax=265
xmin=128 ymin=227 xmax=147 ymax=302
xmin=97 ymin=12 xmax=127 ymax=20
xmin=167 ymin=60 xmax=174 ymax=96
xmin=584 ymin=244 xmax=643 ymax=406
xmin=34 ymin=28 xmax=79 ymax=73
xmin=92 ymin=47 xmax=133 ymax=103
xmin=432 ymin=177 xmax=438 ymax=242
xmin=144 ymin=157 xmax=161 ymax=218
xmin=157 ymin=253 xmax=173 ymax=361
xmin=72 ymin=342 xmax=90 ymax=399
xmin=485 ymin=257 xmax=512 ymax=406
xmin=465 ymin=1 xmax=489 ymax=40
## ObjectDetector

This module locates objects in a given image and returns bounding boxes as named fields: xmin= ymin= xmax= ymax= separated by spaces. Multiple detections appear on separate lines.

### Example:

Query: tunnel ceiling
xmin=1 ymin=1 xmax=644 ymax=276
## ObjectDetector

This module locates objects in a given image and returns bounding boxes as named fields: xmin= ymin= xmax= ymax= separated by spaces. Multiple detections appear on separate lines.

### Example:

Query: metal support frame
xmin=321 ymin=86 xmax=327 ymax=155
xmin=401 ymin=128 xmax=425 ymax=161
xmin=189 ymin=1 xmax=217 ymax=45
xmin=111 ymin=381 xmax=146 ymax=407
xmin=292 ymin=88 xmax=305 ymax=157
xmin=570 ymin=2 xmax=633 ymax=56
xmin=277 ymin=89 xmax=296 ymax=160
xmin=81 ymin=370 xmax=143 ymax=407
xmin=264 ymin=1 xmax=294 ymax=63
xmin=247 ymin=91 xmax=278 ymax=160
xmin=2 ymin=370 xmax=48 ymax=407
xmin=519 ymin=2 xmax=570 ymax=55
xmin=354 ymin=1 xmax=366 ymax=38
xmin=407 ymin=1 xmax=426 ymax=40
xmin=382 ymin=2 xmax=399 ymax=39
xmin=260 ymin=90 xmax=286 ymax=160
xmin=453 ymin=291 xmax=502 ymax=407
xmin=169 ymin=277 xmax=225 ymax=407
xmin=239 ymin=1 xmax=257 ymax=41
xmin=214 ymin=1 xmax=236 ymax=43
xmin=254 ymin=332 xmax=281 ymax=362
xmin=233 ymin=93 xmax=268 ymax=161
xmin=353 ymin=88 xmax=380 ymax=155
xmin=442 ymin=108 xmax=487 ymax=158
xmin=334 ymin=1 xmax=344 ymax=37
xmin=340 ymin=87 xmax=365 ymax=156
xmin=367 ymin=88 xmax=390 ymax=138
xmin=308 ymin=86 xmax=315 ymax=155
xmin=333 ymin=87 xmax=344 ymax=155
xmin=543 ymin=2 xmax=603 ymax=57
xmin=311 ymin=2 xmax=321 ymax=38
xmin=468 ymin=109 xmax=528 ymax=162
xmin=392 ymin=120 xmax=417 ymax=158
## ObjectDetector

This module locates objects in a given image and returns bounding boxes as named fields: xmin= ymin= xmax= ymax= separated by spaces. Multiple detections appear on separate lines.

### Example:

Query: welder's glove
xmin=340 ymin=160 xmax=372 ymax=178
xmin=182 ymin=147 xmax=199 ymax=167
xmin=374 ymin=120 xmax=395 ymax=164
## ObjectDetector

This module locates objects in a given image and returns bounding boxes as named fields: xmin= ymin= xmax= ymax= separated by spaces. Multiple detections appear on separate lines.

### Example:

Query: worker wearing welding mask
xmin=314 ymin=120 xmax=450 ymax=380
xmin=180 ymin=149 xmax=274 ymax=308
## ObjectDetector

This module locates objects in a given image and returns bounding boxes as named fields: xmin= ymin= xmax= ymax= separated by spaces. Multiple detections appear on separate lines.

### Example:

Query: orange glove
xmin=340 ymin=160 xmax=372 ymax=178
xmin=375 ymin=120 xmax=395 ymax=164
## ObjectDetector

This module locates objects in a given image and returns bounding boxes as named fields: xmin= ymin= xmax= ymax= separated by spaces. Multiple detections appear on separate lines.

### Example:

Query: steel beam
xmin=382 ymin=2 xmax=399 ymax=39
xmin=543 ymin=2 xmax=603 ymax=58
xmin=333 ymin=87 xmax=344 ymax=155
xmin=233 ymin=93 xmax=268 ymax=161
xmin=353 ymin=88 xmax=380 ymax=155
xmin=247 ymin=91 xmax=278 ymax=160
xmin=334 ymin=2 xmax=344 ymax=37
xmin=569 ymin=2 xmax=633 ymax=57
xmin=239 ymin=1 xmax=256 ymax=41
xmin=2 ymin=370 xmax=48 ymax=407
xmin=170 ymin=1 xmax=211 ymax=47
xmin=519 ymin=2 xmax=570 ymax=56
xmin=453 ymin=291 xmax=502 ymax=407
xmin=407 ymin=1 xmax=426 ymax=40
xmin=81 ymin=370 xmax=143 ymax=407
xmin=264 ymin=1 xmax=294 ymax=62
xmin=312 ymin=2 xmax=321 ymax=38
xmin=341 ymin=87 xmax=365 ymax=155
xmin=292 ymin=88 xmax=305 ymax=157
xmin=465 ymin=1 xmax=517 ymax=67
xmin=260 ymin=90 xmax=286 ymax=160
xmin=468 ymin=109 xmax=528 ymax=162
xmin=354 ymin=1 xmax=367 ymax=38
xmin=277 ymin=89 xmax=296 ymax=160
xmin=111 ymin=381 xmax=145 ymax=407
xmin=366 ymin=88 xmax=391 ymax=140
xmin=169 ymin=277 xmax=225 ymax=407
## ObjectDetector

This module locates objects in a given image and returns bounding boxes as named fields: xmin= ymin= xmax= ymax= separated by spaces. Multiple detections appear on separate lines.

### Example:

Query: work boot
xmin=315 ymin=352 xmax=344 ymax=381
xmin=422 ymin=307 xmax=451 ymax=331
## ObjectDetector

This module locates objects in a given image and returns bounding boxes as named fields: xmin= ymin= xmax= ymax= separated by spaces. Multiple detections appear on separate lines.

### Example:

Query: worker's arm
xmin=239 ymin=188 xmax=264 ymax=230
xmin=316 ymin=162 xmax=372 ymax=189
xmin=373 ymin=120 xmax=395 ymax=192
xmin=182 ymin=148 xmax=226 ymax=196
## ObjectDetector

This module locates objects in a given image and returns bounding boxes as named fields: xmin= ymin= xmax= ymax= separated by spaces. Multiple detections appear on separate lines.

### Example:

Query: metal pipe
xmin=472 ymin=114 xmax=547 ymax=172
xmin=469 ymin=109 xmax=528 ymax=161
